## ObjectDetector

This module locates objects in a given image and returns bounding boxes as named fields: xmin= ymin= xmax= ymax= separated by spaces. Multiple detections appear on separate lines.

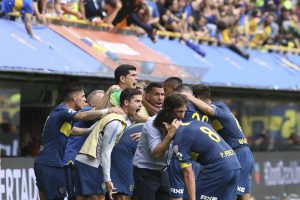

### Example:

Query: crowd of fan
xmin=1 ymin=0 xmax=300 ymax=46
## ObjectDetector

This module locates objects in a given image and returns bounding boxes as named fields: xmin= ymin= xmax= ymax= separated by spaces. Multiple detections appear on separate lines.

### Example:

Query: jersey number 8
xmin=200 ymin=126 xmax=221 ymax=143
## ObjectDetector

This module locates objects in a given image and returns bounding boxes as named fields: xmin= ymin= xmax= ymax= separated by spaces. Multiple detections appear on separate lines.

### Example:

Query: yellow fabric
xmin=79 ymin=113 xmax=127 ymax=158
xmin=180 ymin=163 xmax=192 ymax=169
xmin=14 ymin=0 xmax=23 ymax=12
xmin=190 ymin=152 xmax=199 ymax=160
xmin=60 ymin=122 xmax=72 ymax=136
xmin=211 ymin=119 xmax=223 ymax=131
xmin=249 ymin=18 xmax=271 ymax=46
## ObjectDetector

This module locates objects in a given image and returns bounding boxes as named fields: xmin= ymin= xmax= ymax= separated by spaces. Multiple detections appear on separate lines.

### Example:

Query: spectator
xmin=60 ymin=0 xmax=84 ymax=19
xmin=81 ymin=0 xmax=122 ymax=25
xmin=1 ymin=0 xmax=39 ymax=39
xmin=161 ymin=0 xmax=184 ymax=32
xmin=249 ymin=12 xmax=275 ymax=46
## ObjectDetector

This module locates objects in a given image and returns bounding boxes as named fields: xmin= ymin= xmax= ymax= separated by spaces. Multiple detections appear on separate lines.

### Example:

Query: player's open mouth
xmin=136 ymin=109 xmax=140 ymax=113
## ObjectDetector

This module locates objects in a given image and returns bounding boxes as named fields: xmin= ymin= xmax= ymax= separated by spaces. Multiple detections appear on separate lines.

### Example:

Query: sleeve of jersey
xmin=173 ymin=138 xmax=192 ymax=169
xmin=101 ymin=120 xmax=123 ymax=182
xmin=61 ymin=108 xmax=78 ymax=121
xmin=211 ymin=102 xmax=226 ymax=118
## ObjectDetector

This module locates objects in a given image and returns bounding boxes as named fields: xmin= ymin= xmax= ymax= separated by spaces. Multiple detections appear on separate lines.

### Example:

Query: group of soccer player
xmin=34 ymin=64 xmax=254 ymax=200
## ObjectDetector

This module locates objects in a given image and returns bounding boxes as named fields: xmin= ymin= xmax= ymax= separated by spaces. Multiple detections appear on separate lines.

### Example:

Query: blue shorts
xmin=111 ymin=163 xmax=134 ymax=195
xmin=196 ymin=168 xmax=240 ymax=200
xmin=235 ymin=146 xmax=254 ymax=195
xmin=34 ymin=163 xmax=67 ymax=199
xmin=167 ymin=157 xmax=201 ymax=198
xmin=75 ymin=161 xmax=105 ymax=196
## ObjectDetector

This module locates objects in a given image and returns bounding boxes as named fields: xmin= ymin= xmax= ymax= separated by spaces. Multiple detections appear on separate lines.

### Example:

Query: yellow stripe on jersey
xmin=180 ymin=163 xmax=192 ymax=169
xmin=190 ymin=152 xmax=199 ymax=161
xmin=181 ymin=122 xmax=190 ymax=126
xmin=60 ymin=122 xmax=72 ymax=137
xmin=211 ymin=119 xmax=223 ymax=131
xmin=14 ymin=0 xmax=23 ymax=12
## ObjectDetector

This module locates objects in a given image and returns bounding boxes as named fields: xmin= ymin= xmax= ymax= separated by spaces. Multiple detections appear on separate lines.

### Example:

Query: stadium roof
xmin=0 ymin=19 xmax=112 ymax=77
xmin=1 ymin=20 xmax=300 ymax=91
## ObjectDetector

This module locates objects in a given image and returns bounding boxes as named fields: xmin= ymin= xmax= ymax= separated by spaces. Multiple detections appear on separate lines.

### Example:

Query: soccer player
xmin=75 ymin=88 xmax=142 ymax=200
xmin=155 ymin=110 xmax=241 ymax=200
xmin=190 ymin=84 xmax=254 ymax=200
xmin=163 ymin=77 xmax=182 ymax=97
xmin=63 ymin=90 xmax=105 ymax=200
xmin=96 ymin=64 xmax=137 ymax=109
xmin=34 ymin=83 xmax=113 ymax=200
xmin=110 ymin=123 xmax=144 ymax=200
xmin=168 ymin=84 xmax=211 ymax=200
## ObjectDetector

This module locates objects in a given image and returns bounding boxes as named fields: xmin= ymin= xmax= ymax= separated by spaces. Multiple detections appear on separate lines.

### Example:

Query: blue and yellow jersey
xmin=211 ymin=101 xmax=248 ymax=149
xmin=182 ymin=101 xmax=211 ymax=124
xmin=35 ymin=103 xmax=77 ymax=167
xmin=63 ymin=106 xmax=97 ymax=165
xmin=173 ymin=121 xmax=240 ymax=172
xmin=1 ymin=0 xmax=33 ymax=15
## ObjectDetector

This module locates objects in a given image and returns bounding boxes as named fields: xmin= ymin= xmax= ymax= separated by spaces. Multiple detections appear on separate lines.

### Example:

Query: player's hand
xmin=163 ymin=119 xmax=181 ymax=138
xmin=33 ymin=35 xmax=42 ymax=42
xmin=130 ymin=132 xmax=141 ymax=141
xmin=106 ymin=181 xmax=117 ymax=200
xmin=108 ymin=107 xmax=125 ymax=114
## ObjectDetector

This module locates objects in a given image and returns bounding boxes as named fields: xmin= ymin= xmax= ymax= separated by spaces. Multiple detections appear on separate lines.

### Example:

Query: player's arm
xmin=71 ymin=121 xmax=98 ymax=136
xmin=187 ymin=95 xmax=215 ymax=116
xmin=181 ymin=164 xmax=196 ymax=200
xmin=101 ymin=120 xmax=123 ymax=199
xmin=73 ymin=109 xmax=108 ymax=121
xmin=151 ymin=119 xmax=180 ymax=160
xmin=24 ymin=13 xmax=34 ymax=38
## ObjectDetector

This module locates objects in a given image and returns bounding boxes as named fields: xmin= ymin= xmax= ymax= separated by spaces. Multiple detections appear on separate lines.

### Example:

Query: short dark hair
xmin=120 ymin=88 xmax=142 ymax=107
xmin=153 ymin=109 xmax=178 ymax=133
xmin=163 ymin=93 xmax=188 ymax=111
xmin=192 ymin=84 xmax=210 ymax=100
xmin=63 ymin=83 xmax=84 ymax=101
xmin=145 ymin=82 xmax=163 ymax=93
xmin=114 ymin=64 xmax=136 ymax=84
xmin=164 ymin=77 xmax=182 ymax=88
xmin=175 ymin=84 xmax=193 ymax=94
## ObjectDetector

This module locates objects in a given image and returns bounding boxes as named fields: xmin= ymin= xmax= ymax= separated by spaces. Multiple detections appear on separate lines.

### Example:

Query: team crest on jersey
xmin=173 ymin=145 xmax=183 ymax=161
